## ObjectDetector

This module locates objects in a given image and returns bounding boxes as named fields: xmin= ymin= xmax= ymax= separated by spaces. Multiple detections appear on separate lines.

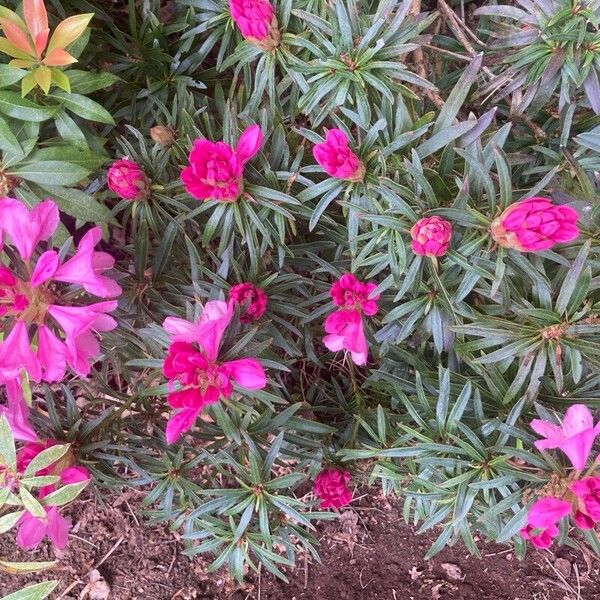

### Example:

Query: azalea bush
xmin=1 ymin=0 xmax=600 ymax=593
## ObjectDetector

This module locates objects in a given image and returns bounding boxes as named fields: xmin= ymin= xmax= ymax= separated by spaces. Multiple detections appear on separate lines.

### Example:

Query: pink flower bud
xmin=571 ymin=477 xmax=600 ymax=524
xmin=229 ymin=282 xmax=268 ymax=323
xmin=313 ymin=129 xmax=365 ymax=181
xmin=229 ymin=0 xmax=280 ymax=50
xmin=410 ymin=216 xmax=452 ymax=257
xmin=181 ymin=125 xmax=263 ymax=202
xmin=107 ymin=158 xmax=150 ymax=201
xmin=490 ymin=197 xmax=579 ymax=252
xmin=313 ymin=468 xmax=352 ymax=509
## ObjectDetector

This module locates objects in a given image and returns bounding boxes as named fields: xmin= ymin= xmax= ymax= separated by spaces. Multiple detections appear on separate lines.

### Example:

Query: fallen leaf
xmin=441 ymin=562 xmax=464 ymax=581
xmin=554 ymin=557 xmax=571 ymax=579
xmin=431 ymin=583 xmax=444 ymax=600
xmin=409 ymin=566 xmax=423 ymax=581
xmin=79 ymin=569 xmax=111 ymax=599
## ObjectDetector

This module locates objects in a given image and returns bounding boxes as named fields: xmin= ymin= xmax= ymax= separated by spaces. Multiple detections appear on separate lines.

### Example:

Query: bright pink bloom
xmin=0 ymin=378 xmax=36 ymax=442
xmin=531 ymin=405 xmax=600 ymax=470
xmin=491 ymin=197 xmax=579 ymax=252
xmin=181 ymin=125 xmax=263 ymax=202
xmin=313 ymin=468 xmax=352 ymax=509
xmin=323 ymin=309 xmax=368 ymax=366
xmin=330 ymin=273 xmax=379 ymax=316
xmin=162 ymin=300 xmax=267 ymax=443
xmin=571 ymin=477 xmax=600 ymax=524
xmin=313 ymin=129 xmax=364 ymax=181
xmin=229 ymin=0 xmax=279 ymax=48
xmin=0 ymin=198 xmax=120 ymax=383
xmin=410 ymin=216 xmax=452 ymax=257
xmin=229 ymin=282 xmax=268 ymax=323
xmin=16 ymin=506 xmax=71 ymax=550
xmin=106 ymin=158 xmax=150 ymax=201
xmin=519 ymin=497 xmax=571 ymax=549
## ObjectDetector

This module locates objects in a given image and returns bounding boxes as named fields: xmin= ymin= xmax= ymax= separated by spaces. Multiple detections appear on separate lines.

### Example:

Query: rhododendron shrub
xmin=2 ymin=0 xmax=600 ymax=589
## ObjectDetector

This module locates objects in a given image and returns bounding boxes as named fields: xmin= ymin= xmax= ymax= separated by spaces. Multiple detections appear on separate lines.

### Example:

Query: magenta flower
xmin=571 ymin=477 xmax=600 ymax=525
xmin=162 ymin=300 xmax=267 ymax=444
xmin=181 ymin=125 xmax=263 ymax=202
xmin=313 ymin=129 xmax=365 ymax=181
xmin=313 ymin=468 xmax=352 ymax=509
xmin=323 ymin=273 xmax=378 ymax=366
xmin=531 ymin=404 xmax=600 ymax=470
xmin=0 ymin=378 xmax=36 ymax=442
xmin=229 ymin=282 xmax=268 ymax=323
xmin=490 ymin=197 xmax=579 ymax=252
xmin=519 ymin=496 xmax=571 ymax=549
xmin=323 ymin=309 xmax=368 ymax=366
xmin=229 ymin=0 xmax=280 ymax=49
xmin=410 ymin=216 xmax=452 ymax=257
xmin=330 ymin=273 xmax=379 ymax=316
xmin=107 ymin=158 xmax=150 ymax=201
xmin=0 ymin=198 xmax=120 ymax=383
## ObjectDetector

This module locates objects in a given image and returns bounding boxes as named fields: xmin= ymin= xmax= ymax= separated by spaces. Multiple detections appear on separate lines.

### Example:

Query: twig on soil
xmin=543 ymin=556 xmax=581 ymax=600
xmin=303 ymin=552 xmax=308 ymax=589
xmin=70 ymin=534 xmax=99 ymax=548
xmin=57 ymin=579 xmax=84 ymax=599
xmin=93 ymin=535 xmax=125 ymax=571
xmin=166 ymin=548 xmax=177 ymax=577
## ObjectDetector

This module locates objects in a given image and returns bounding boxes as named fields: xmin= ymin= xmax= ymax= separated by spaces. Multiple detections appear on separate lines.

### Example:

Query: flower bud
xmin=107 ymin=158 xmax=151 ymax=201
xmin=229 ymin=0 xmax=280 ymax=51
xmin=150 ymin=125 xmax=176 ymax=147
xmin=313 ymin=129 xmax=365 ymax=182
xmin=490 ymin=197 xmax=579 ymax=252
xmin=313 ymin=468 xmax=352 ymax=509
xmin=410 ymin=216 xmax=452 ymax=257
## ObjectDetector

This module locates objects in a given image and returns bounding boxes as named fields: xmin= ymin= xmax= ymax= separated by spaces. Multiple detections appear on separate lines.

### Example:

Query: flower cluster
xmin=520 ymin=405 xmax=600 ymax=548
xmin=323 ymin=273 xmax=380 ymax=366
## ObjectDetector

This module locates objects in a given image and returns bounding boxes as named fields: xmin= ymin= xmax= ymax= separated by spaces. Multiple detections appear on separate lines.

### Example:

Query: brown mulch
xmin=0 ymin=490 xmax=598 ymax=599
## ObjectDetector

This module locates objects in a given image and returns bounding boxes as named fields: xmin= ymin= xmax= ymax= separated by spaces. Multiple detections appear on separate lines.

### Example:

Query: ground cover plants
xmin=0 ymin=0 xmax=600 ymax=598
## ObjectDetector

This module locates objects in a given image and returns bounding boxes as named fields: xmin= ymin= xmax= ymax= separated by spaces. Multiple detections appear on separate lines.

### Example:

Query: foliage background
xmin=1 ymin=0 xmax=600 ymax=588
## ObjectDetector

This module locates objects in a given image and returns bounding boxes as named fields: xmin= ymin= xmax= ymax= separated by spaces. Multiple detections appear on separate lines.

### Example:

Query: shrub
xmin=1 ymin=0 xmax=600 ymax=593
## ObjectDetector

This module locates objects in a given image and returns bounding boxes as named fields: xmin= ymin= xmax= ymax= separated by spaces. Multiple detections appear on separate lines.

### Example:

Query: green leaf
xmin=0 ymin=113 xmax=22 ymax=155
xmin=24 ymin=444 xmax=70 ymax=478
xmin=20 ymin=487 xmax=45 ymax=518
xmin=0 ymin=581 xmax=59 ymax=600
xmin=47 ymin=91 xmax=115 ymax=125
xmin=0 ymin=415 xmax=17 ymax=470
xmin=0 ymin=65 xmax=27 ymax=88
xmin=11 ymin=161 xmax=90 ymax=185
xmin=33 ymin=184 xmax=110 ymax=222
xmin=0 ymin=510 xmax=24 ymax=534
xmin=0 ymin=91 xmax=55 ymax=121
xmin=0 ymin=560 xmax=57 ymax=575
xmin=41 ymin=480 xmax=89 ymax=507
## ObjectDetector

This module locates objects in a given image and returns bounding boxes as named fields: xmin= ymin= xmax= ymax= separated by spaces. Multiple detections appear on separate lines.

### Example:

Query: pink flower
xmin=490 ymin=197 xmax=579 ymax=252
xmin=0 ymin=198 xmax=120 ymax=383
xmin=313 ymin=129 xmax=364 ymax=181
xmin=16 ymin=506 xmax=71 ymax=550
xmin=571 ymin=477 xmax=600 ymax=524
xmin=330 ymin=273 xmax=379 ymax=316
xmin=313 ymin=468 xmax=352 ymax=509
xmin=410 ymin=216 xmax=452 ymax=257
xmin=323 ymin=309 xmax=368 ymax=366
xmin=229 ymin=0 xmax=280 ymax=49
xmin=531 ymin=405 xmax=600 ymax=470
xmin=181 ymin=125 xmax=263 ymax=202
xmin=162 ymin=300 xmax=267 ymax=443
xmin=520 ymin=497 xmax=571 ymax=549
xmin=107 ymin=158 xmax=150 ymax=201
xmin=229 ymin=282 xmax=268 ymax=323
xmin=0 ymin=378 xmax=36 ymax=442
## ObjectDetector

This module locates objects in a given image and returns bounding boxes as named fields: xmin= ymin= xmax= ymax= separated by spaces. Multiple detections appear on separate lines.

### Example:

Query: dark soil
xmin=1 ymin=491 xmax=598 ymax=599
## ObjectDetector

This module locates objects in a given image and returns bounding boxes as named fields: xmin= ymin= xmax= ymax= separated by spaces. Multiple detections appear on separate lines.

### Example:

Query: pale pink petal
xmin=30 ymin=251 xmax=59 ymax=287
xmin=197 ymin=300 xmax=233 ymax=361
xmin=60 ymin=466 xmax=90 ymax=484
xmin=165 ymin=407 xmax=202 ymax=444
xmin=163 ymin=317 xmax=203 ymax=343
xmin=37 ymin=326 xmax=68 ymax=382
xmin=562 ymin=405 xmax=594 ymax=437
xmin=530 ymin=419 xmax=563 ymax=442
xmin=0 ymin=198 xmax=59 ymax=260
xmin=557 ymin=428 xmax=600 ymax=470
xmin=221 ymin=358 xmax=266 ymax=390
